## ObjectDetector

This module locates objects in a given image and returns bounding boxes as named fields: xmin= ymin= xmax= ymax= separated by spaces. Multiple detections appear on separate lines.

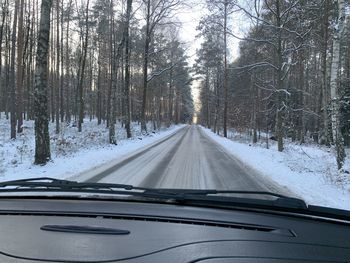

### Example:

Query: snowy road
xmin=81 ymin=125 xmax=285 ymax=193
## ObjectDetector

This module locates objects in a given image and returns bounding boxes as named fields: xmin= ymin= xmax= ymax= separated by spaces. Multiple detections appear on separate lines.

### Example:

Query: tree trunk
xmin=124 ymin=0 xmax=132 ymax=138
xmin=298 ymin=52 xmax=305 ymax=144
xmin=109 ymin=14 xmax=117 ymax=144
xmin=10 ymin=0 xmax=18 ymax=139
xmin=77 ymin=0 xmax=90 ymax=132
xmin=4 ymin=14 xmax=11 ymax=119
xmin=109 ymin=0 xmax=133 ymax=144
xmin=223 ymin=0 xmax=228 ymax=138
xmin=275 ymin=0 xmax=284 ymax=152
xmin=16 ymin=0 xmax=24 ymax=133
xmin=60 ymin=0 xmax=64 ymax=123
xmin=205 ymin=68 xmax=210 ymax=128
xmin=252 ymin=75 xmax=258 ymax=143
xmin=55 ymin=0 xmax=60 ymax=134
xmin=329 ymin=0 xmax=346 ymax=169
xmin=213 ymin=70 xmax=220 ymax=133
xmin=65 ymin=0 xmax=72 ymax=124
xmin=0 ymin=0 xmax=8 ymax=114
xmin=167 ymin=65 xmax=173 ymax=126
xmin=34 ymin=0 xmax=52 ymax=165
xmin=321 ymin=0 xmax=330 ymax=145
xmin=140 ymin=0 xmax=151 ymax=133
xmin=97 ymin=45 xmax=102 ymax=125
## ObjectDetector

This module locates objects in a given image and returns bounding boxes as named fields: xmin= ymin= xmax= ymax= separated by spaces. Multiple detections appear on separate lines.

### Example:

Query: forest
xmin=197 ymin=0 xmax=350 ymax=169
xmin=0 ymin=0 xmax=349 ymax=171
xmin=0 ymin=0 xmax=194 ymax=164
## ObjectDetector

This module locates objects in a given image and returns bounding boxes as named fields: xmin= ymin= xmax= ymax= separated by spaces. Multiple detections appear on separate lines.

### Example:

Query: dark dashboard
xmin=0 ymin=197 xmax=349 ymax=262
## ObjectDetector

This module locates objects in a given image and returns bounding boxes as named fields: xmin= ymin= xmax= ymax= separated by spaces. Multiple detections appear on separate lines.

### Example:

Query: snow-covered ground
xmin=201 ymin=126 xmax=350 ymax=211
xmin=0 ymin=117 xmax=184 ymax=182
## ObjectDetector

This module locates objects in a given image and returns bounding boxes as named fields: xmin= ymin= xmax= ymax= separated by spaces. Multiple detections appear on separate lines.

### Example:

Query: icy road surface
xmin=80 ymin=125 xmax=286 ymax=193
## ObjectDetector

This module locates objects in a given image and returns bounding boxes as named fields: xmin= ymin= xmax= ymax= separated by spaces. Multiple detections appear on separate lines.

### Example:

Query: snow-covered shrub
xmin=16 ymin=130 xmax=31 ymax=164
xmin=55 ymin=137 xmax=75 ymax=157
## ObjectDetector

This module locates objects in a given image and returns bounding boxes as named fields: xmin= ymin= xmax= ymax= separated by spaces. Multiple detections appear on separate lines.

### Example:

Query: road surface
xmin=82 ymin=125 xmax=286 ymax=194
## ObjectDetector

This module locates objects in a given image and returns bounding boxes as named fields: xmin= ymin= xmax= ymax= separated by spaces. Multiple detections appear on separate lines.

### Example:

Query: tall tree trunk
xmin=0 ymin=0 xmax=8 ymax=113
xmin=34 ymin=0 xmax=52 ymax=164
xmin=77 ymin=0 xmax=90 ymax=132
xmin=106 ymin=14 xmax=113 ymax=129
xmin=55 ymin=0 xmax=60 ymax=133
xmin=65 ymin=0 xmax=72 ymax=124
xmin=167 ymin=64 xmax=173 ymax=126
xmin=109 ymin=0 xmax=133 ymax=144
xmin=124 ymin=0 xmax=132 ymax=138
xmin=97 ymin=42 xmax=102 ymax=125
xmin=213 ymin=70 xmax=220 ymax=133
xmin=10 ymin=0 xmax=19 ymax=139
xmin=275 ymin=0 xmax=284 ymax=152
xmin=329 ymin=0 xmax=346 ymax=169
xmin=16 ymin=0 xmax=24 ymax=133
xmin=109 ymin=15 xmax=117 ymax=144
xmin=140 ymin=0 xmax=151 ymax=133
xmin=223 ymin=0 xmax=228 ymax=138
xmin=60 ymin=0 xmax=64 ymax=122
xmin=27 ymin=0 xmax=35 ymax=120
xmin=205 ymin=67 xmax=210 ymax=128
xmin=4 ymin=13 xmax=10 ymax=119
xmin=252 ymin=74 xmax=258 ymax=143
xmin=321 ymin=0 xmax=330 ymax=145
xmin=298 ymin=51 xmax=305 ymax=144
xmin=49 ymin=27 xmax=54 ymax=123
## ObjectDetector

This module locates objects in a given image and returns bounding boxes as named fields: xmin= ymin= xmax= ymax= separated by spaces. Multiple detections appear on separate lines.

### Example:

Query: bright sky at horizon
xmin=175 ymin=0 xmax=205 ymax=112
xmin=176 ymin=0 xmax=251 ymax=113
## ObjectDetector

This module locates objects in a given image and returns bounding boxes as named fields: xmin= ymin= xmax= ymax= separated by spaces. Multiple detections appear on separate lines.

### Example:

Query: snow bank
xmin=0 ymin=118 xmax=184 ymax=182
xmin=201 ymin=126 xmax=350 ymax=211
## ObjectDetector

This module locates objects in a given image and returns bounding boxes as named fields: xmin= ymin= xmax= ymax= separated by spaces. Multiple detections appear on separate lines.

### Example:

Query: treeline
xmin=0 ymin=0 xmax=194 ymax=164
xmin=197 ymin=0 xmax=349 ymax=169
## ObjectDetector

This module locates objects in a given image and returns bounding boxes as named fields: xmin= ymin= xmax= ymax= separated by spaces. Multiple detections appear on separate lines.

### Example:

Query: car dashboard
xmin=0 ymin=197 xmax=349 ymax=262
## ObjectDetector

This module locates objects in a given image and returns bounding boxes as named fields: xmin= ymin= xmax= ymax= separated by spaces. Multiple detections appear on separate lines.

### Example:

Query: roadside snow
xmin=201 ymin=126 xmax=350 ymax=211
xmin=0 ymin=118 xmax=184 ymax=182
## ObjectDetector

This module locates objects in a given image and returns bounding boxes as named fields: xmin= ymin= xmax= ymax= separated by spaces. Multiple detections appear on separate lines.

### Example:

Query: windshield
xmin=0 ymin=0 xmax=349 ymax=212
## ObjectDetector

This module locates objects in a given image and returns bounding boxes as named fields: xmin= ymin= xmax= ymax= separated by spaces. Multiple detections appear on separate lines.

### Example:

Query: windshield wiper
xmin=0 ymin=177 xmax=349 ymax=223
xmin=2 ymin=177 xmax=350 ymax=222
xmin=0 ymin=177 xmax=286 ymax=197
xmin=0 ymin=177 xmax=291 ymax=198
xmin=0 ymin=177 xmax=306 ymax=208
xmin=0 ymin=177 xmax=139 ymax=191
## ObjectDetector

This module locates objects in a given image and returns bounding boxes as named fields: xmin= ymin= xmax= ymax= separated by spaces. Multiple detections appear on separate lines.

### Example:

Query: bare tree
xmin=16 ymin=0 xmax=24 ymax=133
xmin=34 ymin=0 xmax=53 ymax=164
xmin=320 ymin=0 xmax=331 ymax=145
xmin=140 ymin=0 xmax=182 ymax=133
xmin=124 ymin=0 xmax=132 ymax=138
xmin=77 ymin=0 xmax=90 ymax=132
xmin=330 ymin=0 xmax=346 ymax=169
xmin=10 ymin=0 xmax=19 ymax=139
xmin=55 ymin=0 xmax=60 ymax=134
xmin=109 ymin=0 xmax=133 ymax=144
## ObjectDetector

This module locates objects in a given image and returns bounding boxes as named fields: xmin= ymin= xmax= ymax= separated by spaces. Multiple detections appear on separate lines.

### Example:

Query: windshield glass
xmin=0 ymin=0 xmax=349 ymax=212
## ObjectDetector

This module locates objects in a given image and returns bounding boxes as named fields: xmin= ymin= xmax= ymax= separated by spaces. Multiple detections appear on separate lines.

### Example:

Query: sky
xmin=175 ymin=0 xmax=251 ymax=113
xmin=174 ymin=1 xmax=206 ymax=112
